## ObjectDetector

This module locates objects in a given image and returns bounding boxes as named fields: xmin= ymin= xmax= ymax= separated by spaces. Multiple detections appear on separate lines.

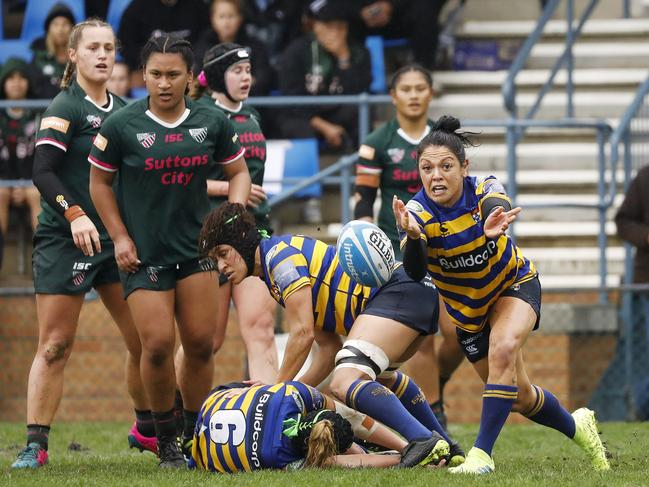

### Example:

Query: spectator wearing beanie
xmin=29 ymin=2 xmax=75 ymax=98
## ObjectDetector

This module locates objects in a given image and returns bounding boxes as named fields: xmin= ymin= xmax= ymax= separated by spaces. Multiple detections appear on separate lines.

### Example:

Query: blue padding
xmin=265 ymin=138 xmax=321 ymax=199
xmin=106 ymin=0 xmax=132 ymax=33
xmin=21 ymin=0 xmax=85 ymax=43
xmin=383 ymin=38 xmax=409 ymax=49
xmin=0 ymin=40 xmax=33 ymax=63
xmin=364 ymin=35 xmax=386 ymax=94
xmin=129 ymin=86 xmax=148 ymax=99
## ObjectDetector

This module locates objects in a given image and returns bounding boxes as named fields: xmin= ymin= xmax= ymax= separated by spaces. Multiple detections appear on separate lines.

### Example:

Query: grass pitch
xmin=1 ymin=421 xmax=647 ymax=486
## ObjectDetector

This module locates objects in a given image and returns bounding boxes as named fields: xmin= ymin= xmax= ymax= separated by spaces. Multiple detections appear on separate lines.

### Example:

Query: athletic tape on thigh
xmin=334 ymin=339 xmax=390 ymax=380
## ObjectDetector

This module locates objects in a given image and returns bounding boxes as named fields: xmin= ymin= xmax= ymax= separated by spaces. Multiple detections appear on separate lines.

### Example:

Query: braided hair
xmin=140 ymin=33 xmax=194 ymax=71
xmin=291 ymin=409 xmax=353 ymax=468
xmin=416 ymin=115 xmax=479 ymax=163
xmin=60 ymin=18 xmax=115 ymax=89
xmin=199 ymin=202 xmax=264 ymax=276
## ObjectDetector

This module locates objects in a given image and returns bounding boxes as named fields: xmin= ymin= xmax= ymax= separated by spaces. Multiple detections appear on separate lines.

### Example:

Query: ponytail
xmin=305 ymin=420 xmax=337 ymax=468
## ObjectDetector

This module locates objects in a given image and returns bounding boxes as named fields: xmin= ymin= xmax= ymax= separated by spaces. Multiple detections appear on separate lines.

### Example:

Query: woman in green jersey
xmin=193 ymin=42 xmax=278 ymax=383
xmin=12 ymin=19 xmax=151 ymax=470
xmin=89 ymin=34 xmax=251 ymax=468
xmin=354 ymin=64 xmax=464 ymax=429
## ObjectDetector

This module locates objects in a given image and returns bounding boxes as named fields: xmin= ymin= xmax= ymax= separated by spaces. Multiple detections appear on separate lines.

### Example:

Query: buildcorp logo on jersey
xmin=438 ymin=239 xmax=498 ymax=272
xmin=143 ymin=154 xmax=209 ymax=186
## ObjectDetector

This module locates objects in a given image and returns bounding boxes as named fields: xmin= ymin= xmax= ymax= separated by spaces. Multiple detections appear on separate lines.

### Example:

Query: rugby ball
xmin=336 ymin=220 xmax=395 ymax=287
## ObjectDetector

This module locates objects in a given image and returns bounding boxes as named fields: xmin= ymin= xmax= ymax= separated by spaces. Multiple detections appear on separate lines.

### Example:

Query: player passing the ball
xmin=393 ymin=115 xmax=610 ymax=474
xmin=88 ymin=34 xmax=251 ymax=467
xmin=198 ymin=202 xmax=463 ymax=468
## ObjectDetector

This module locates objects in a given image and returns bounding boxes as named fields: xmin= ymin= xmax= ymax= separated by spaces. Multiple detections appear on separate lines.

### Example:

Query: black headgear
xmin=213 ymin=212 xmax=265 ymax=277
xmin=202 ymin=43 xmax=251 ymax=103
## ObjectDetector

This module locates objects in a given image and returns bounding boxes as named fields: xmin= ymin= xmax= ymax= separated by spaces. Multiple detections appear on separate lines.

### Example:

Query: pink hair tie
xmin=197 ymin=71 xmax=208 ymax=87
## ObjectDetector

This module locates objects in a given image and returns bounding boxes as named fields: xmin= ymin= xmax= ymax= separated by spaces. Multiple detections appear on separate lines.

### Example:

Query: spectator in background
xmin=240 ymin=0 xmax=306 ymax=68
xmin=194 ymin=0 xmax=273 ymax=96
xmin=30 ymin=2 xmax=75 ymax=98
xmin=277 ymin=0 xmax=371 ymax=150
xmin=107 ymin=60 xmax=131 ymax=98
xmin=118 ymin=0 xmax=210 ymax=87
xmin=0 ymin=58 xmax=41 ymax=252
xmin=346 ymin=0 xmax=448 ymax=71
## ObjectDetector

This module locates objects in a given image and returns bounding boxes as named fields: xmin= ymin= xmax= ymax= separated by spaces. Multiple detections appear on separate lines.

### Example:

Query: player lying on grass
xmin=190 ymin=380 xmax=448 ymax=471
xmin=198 ymin=202 xmax=462 ymax=467
xmin=394 ymin=114 xmax=610 ymax=474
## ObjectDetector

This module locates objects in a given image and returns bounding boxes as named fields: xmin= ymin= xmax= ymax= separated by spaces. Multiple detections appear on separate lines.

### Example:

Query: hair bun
xmin=434 ymin=115 xmax=461 ymax=133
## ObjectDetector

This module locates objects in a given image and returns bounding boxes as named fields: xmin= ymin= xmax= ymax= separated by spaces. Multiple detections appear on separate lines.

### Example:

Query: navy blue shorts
xmin=361 ymin=266 xmax=439 ymax=336
xmin=456 ymin=275 xmax=542 ymax=363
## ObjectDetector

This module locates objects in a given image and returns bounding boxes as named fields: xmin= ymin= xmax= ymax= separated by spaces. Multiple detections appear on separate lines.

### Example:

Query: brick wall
xmin=0 ymin=296 xmax=616 ymax=423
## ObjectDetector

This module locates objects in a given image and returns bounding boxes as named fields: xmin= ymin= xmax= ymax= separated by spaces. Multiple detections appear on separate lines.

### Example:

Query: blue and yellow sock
xmin=524 ymin=385 xmax=576 ymax=438
xmin=388 ymin=371 xmax=451 ymax=442
xmin=346 ymin=379 xmax=431 ymax=442
xmin=474 ymin=383 xmax=518 ymax=456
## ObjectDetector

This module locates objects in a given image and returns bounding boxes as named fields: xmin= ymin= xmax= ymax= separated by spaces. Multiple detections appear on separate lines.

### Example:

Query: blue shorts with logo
xmin=456 ymin=275 xmax=542 ymax=362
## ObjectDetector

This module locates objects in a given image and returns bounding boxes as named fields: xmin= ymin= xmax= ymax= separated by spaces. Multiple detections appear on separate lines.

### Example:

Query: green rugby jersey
xmin=88 ymin=97 xmax=244 ymax=265
xmin=35 ymin=79 xmax=126 ymax=239
xmin=197 ymin=97 xmax=269 ymax=224
xmin=356 ymin=118 xmax=433 ymax=245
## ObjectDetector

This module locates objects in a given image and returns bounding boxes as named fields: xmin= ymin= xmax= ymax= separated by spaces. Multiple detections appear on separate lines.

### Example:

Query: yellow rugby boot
xmin=571 ymin=407 xmax=610 ymax=471
xmin=448 ymin=447 xmax=494 ymax=474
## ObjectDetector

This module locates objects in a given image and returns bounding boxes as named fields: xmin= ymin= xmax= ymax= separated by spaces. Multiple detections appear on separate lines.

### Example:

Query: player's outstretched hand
xmin=483 ymin=206 xmax=521 ymax=239
xmin=71 ymin=215 xmax=101 ymax=257
xmin=392 ymin=195 xmax=420 ymax=239
xmin=114 ymin=234 xmax=141 ymax=273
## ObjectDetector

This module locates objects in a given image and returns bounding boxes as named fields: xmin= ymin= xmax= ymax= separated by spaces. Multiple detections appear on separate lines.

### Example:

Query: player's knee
xmin=40 ymin=338 xmax=73 ymax=366
xmin=183 ymin=338 xmax=214 ymax=363
xmin=488 ymin=338 xmax=518 ymax=373
xmin=332 ymin=339 xmax=390 ymax=401
xmin=142 ymin=339 xmax=174 ymax=368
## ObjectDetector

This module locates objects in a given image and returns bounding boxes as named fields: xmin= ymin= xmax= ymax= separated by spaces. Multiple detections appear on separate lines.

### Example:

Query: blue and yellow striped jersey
xmin=259 ymin=235 xmax=378 ymax=335
xmin=191 ymin=381 xmax=325 ymax=472
xmin=401 ymin=176 xmax=537 ymax=333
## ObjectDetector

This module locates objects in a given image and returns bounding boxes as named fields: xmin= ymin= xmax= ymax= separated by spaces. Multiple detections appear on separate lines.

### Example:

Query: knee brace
xmin=334 ymin=339 xmax=390 ymax=381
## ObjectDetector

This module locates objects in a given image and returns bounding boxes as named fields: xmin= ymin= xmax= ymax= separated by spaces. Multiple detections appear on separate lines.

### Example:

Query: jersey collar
xmin=145 ymin=107 xmax=191 ymax=128
xmin=213 ymin=96 xmax=243 ymax=114
xmin=396 ymin=124 xmax=431 ymax=145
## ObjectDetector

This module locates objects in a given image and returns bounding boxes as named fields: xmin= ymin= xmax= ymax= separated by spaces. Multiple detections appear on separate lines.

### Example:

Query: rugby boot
xmin=128 ymin=422 xmax=158 ymax=454
xmin=571 ymin=407 xmax=610 ymax=471
xmin=398 ymin=431 xmax=449 ymax=468
xmin=180 ymin=436 xmax=193 ymax=462
xmin=11 ymin=442 xmax=48 ymax=469
xmin=157 ymin=437 xmax=186 ymax=469
xmin=448 ymin=446 xmax=494 ymax=474
xmin=448 ymin=440 xmax=466 ymax=467
xmin=430 ymin=400 xmax=448 ymax=431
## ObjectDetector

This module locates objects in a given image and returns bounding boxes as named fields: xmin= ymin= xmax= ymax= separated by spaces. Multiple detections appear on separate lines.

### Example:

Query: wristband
xmin=64 ymin=205 xmax=86 ymax=223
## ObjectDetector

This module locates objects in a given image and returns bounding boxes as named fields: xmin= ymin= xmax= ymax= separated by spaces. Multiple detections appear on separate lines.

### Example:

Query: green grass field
xmin=1 ymin=421 xmax=647 ymax=486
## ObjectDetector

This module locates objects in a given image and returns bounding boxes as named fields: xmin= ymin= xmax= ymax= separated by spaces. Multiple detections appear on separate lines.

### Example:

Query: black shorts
xmin=119 ymin=257 xmax=217 ymax=298
xmin=32 ymin=231 xmax=119 ymax=295
xmin=361 ymin=266 xmax=439 ymax=336
xmin=456 ymin=275 xmax=542 ymax=362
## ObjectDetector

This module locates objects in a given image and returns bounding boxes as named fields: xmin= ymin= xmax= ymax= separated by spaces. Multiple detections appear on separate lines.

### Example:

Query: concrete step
xmin=525 ymin=246 xmax=624 ymax=275
xmin=457 ymin=18 xmax=649 ymax=40
xmin=470 ymin=169 xmax=620 ymax=190
xmin=528 ymin=41 xmax=649 ymax=69
xmin=435 ymin=68 xmax=648 ymax=94
xmin=468 ymin=142 xmax=618 ymax=171
xmin=539 ymin=273 xmax=621 ymax=290
xmin=430 ymin=91 xmax=635 ymax=120
xmin=458 ymin=0 xmax=630 ymax=22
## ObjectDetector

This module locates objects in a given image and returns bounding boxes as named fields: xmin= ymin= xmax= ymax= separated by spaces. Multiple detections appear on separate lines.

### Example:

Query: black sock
xmin=135 ymin=409 xmax=155 ymax=437
xmin=430 ymin=399 xmax=444 ymax=413
xmin=152 ymin=409 xmax=177 ymax=441
xmin=173 ymin=390 xmax=184 ymax=436
xmin=182 ymin=409 xmax=199 ymax=442
xmin=439 ymin=375 xmax=450 ymax=403
xmin=26 ymin=424 xmax=50 ymax=450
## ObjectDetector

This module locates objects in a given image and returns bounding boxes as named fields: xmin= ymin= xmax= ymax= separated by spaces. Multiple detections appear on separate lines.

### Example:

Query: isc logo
xmin=73 ymin=262 xmax=91 ymax=270
xmin=165 ymin=133 xmax=183 ymax=143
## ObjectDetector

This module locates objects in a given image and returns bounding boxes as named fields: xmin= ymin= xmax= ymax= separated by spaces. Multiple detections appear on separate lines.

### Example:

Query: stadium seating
xmin=106 ymin=0 xmax=132 ymax=33
xmin=263 ymin=138 xmax=321 ymax=199
xmin=0 ymin=40 xmax=33 ymax=63
xmin=21 ymin=0 xmax=85 ymax=43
